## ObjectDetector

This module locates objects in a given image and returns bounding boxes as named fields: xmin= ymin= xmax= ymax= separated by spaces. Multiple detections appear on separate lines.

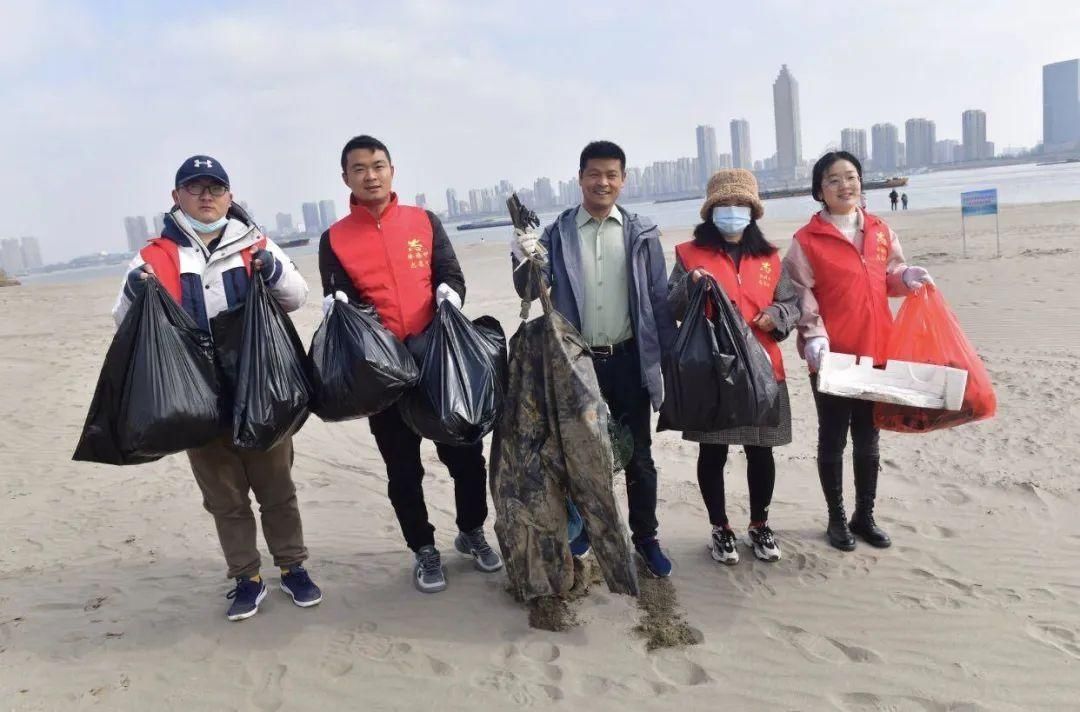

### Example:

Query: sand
xmin=1 ymin=201 xmax=1079 ymax=711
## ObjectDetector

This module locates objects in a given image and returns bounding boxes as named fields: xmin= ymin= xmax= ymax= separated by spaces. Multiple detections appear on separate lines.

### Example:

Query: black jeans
xmin=810 ymin=375 xmax=880 ymax=470
xmin=697 ymin=444 xmax=775 ymax=528
xmin=368 ymin=405 xmax=488 ymax=552
xmin=592 ymin=345 xmax=659 ymax=542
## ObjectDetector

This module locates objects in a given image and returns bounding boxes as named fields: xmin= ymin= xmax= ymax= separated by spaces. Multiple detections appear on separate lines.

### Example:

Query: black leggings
xmin=696 ymin=444 xmax=775 ymax=528
xmin=810 ymin=376 xmax=880 ymax=468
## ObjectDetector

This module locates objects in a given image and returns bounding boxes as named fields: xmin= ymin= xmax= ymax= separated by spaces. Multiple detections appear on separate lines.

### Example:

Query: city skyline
xmin=4 ymin=2 xmax=1080 ymax=262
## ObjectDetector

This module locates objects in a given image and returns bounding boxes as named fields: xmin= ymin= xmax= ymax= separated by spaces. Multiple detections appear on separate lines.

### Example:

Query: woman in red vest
xmin=784 ymin=151 xmax=933 ymax=551
xmin=667 ymin=170 xmax=799 ymax=565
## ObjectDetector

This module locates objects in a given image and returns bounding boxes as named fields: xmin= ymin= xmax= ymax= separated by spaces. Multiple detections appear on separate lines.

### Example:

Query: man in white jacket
xmin=112 ymin=155 xmax=320 ymax=622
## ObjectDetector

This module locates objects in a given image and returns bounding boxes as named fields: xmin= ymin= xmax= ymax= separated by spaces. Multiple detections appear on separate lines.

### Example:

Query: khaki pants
xmin=187 ymin=435 xmax=307 ymax=579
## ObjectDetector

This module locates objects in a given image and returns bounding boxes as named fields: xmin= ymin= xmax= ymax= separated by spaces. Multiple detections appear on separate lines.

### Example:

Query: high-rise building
xmin=123 ymin=216 xmax=150 ymax=253
xmin=904 ymin=118 xmax=936 ymax=168
xmin=871 ymin=123 xmax=900 ymax=172
xmin=152 ymin=214 xmax=166 ymax=236
xmin=934 ymin=139 xmax=961 ymax=165
xmin=301 ymin=202 xmax=320 ymax=234
xmin=840 ymin=128 xmax=868 ymax=162
xmin=275 ymin=212 xmax=294 ymax=234
xmin=20 ymin=237 xmax=42 ymax=270
xmin=445 ymin=188 xmax=458 ymax=217
xmin=695 ymin=125 xmax=718 ymax=188
xmin=730 ymin=119 xmax=752 ymax=170
xmin=1 ymin=238 xmax=25 ymax=274
xmin=772 ymin=65 xmax=803 ymax=174
xmin=415 ymin=193 xmax=427 ymax=209
xmin=717 ymin=153 xmax=733 ymax=169
xmin=533 ymin=178 xmax=555 ymax=208
xmin=468 ymin=189 xmax=481 ymax=215
xmin=318 ymin=200 xmax=337 ymax=230
xmin=1043 ymin=59 xmax=1080 ymax=150
xmin=962 ymin=109 xmax=990 ymax=161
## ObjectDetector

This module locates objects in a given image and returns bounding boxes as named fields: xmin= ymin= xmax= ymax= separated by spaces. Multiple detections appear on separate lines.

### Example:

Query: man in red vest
xmin=318 ymin=135 xmax=503 ymax=594
xmin=114 ymin=155 xmax=320 ymax=622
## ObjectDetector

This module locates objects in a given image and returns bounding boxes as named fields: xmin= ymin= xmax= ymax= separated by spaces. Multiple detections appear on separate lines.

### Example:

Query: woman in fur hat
xmin=667 ymin=169 xmax=799 ymax=564
xmin=783 ymin=151 xmax=933 ymax=551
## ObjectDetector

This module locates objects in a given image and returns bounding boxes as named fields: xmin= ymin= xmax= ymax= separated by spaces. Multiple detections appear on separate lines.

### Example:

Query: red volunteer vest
xmin=139 ymin=235 xmax=264 ymax=304
xmin=792 ymin=212 xmax=894 ymax=364
xmin=675 ymin=241 xmax=786 ymax=382
xmin=328 ymin=194 xmax=435 ymax=341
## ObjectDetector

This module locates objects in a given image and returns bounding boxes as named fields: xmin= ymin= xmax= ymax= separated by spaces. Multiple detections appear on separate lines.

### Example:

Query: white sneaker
xmin=709 ymin=527 xmax=739 ymax=565
xmin=748 ymin=525 xmax=782 ymax=562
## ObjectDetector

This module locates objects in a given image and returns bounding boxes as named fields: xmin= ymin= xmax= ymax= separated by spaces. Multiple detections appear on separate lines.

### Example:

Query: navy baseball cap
xmin=175 ymin=155 xmax=230 ymax=188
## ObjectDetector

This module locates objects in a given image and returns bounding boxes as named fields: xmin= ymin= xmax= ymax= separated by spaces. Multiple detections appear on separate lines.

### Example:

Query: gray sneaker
xmin=454 ymin=527 xmax=504 ymax=573
xmin=414 ymin=545 xmax=447 ymax=593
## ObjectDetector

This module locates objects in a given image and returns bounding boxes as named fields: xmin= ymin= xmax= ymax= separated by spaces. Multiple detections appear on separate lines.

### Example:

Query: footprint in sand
xmin=651 ymin=652 xmax=709 ymax=686
xmin=320 ymin=623 xmax=455 ymax=679
xmin=1026 ymin=622 xmax=1080 ymax=659
xmin=471 ymin=669 xmax=563 ymax=707
xmin=937 ymin=483 xmax=973 ymax=506
xmin=833 ymin=691 xmax=987 ymax=712
xmin=491 ymin=642 xmax=563 ymax=684
xmin=761 ymin=620 xmax=884 ymax=664
xmin=249 ymin=662 xmax=286 ymax=712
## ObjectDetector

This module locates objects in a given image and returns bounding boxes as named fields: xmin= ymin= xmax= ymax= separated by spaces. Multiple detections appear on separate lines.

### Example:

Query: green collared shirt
xmin=575 ymin=205 xmax=633 ymax=347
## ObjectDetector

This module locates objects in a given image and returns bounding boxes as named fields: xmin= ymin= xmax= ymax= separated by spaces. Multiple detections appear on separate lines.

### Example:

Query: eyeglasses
xmin=824 ymin=175 xmax=860 ymax=190
xmin=181 ymin=182 xmax=229 ymax=197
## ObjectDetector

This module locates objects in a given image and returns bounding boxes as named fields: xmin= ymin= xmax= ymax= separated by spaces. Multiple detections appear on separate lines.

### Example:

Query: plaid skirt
xmin=682 ymin=381 xmax=792 ymax=447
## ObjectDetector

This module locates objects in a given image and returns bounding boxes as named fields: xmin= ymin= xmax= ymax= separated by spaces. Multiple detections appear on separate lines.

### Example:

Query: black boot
xmin=817 ymin=460 xmax=855 ymax=551
xmin=850 ymin=457 xmax=891 ymax=548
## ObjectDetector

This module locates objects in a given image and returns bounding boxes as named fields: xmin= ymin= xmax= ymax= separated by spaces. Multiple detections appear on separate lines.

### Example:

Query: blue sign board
xmin=961 ymin=188 xmax=998 ymax=216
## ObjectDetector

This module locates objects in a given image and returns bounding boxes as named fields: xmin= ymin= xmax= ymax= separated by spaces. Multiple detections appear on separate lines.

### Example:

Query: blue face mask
xmin=183 ymin=211 xmax=229 ymax=234
xmin=712 ymin=206 xmax=752 ymax=236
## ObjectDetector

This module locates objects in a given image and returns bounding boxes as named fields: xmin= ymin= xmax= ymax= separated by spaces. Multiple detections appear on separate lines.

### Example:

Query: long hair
xmin=693 ymin=213 xmax=777 ymax=257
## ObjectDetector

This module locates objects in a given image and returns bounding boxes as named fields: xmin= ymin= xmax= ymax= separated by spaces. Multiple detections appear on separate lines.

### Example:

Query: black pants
xmin=368 ymin=405 xmax=488 ymax=552
xmin=697 ymin=444 xmax=775 ymax=528
xmin=592 ymin=344 xmax=659 ymax=542
xmin=810 ymin=375 xmax=880 ymax=471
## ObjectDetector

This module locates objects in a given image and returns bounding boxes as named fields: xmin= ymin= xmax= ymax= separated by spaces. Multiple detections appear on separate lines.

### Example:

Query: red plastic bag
xmin=874 ymin=285 xmax=996 ymax=433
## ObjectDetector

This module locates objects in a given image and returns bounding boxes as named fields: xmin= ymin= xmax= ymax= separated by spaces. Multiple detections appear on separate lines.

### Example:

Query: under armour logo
xmin=193 ymin=159 xmax=213 ymax=168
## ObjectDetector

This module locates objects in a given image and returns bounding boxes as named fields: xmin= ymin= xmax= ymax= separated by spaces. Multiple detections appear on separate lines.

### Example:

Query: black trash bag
xmin=308 ymin=299 xmax=419 ymax=421
xmin=398 ymin=301 xmax=507 ymax=445
xmin=211 ymin=271 xmax=312 ymax=450
xmin=658 ymin=277 xmax=779 ymax=432
xmin=73 ymin=279 xmax=221 ymax=465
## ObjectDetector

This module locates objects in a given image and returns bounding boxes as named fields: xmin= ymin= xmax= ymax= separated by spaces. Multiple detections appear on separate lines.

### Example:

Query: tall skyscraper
xmin=730 ymin=119 xmax=752 ymax=170
xmin=871 ymin=124 xmax=899 ymax=173
xmin=20 ymin=237 xmax=42 ymax=270
xmin=301 ymin=202 xmax=320 ymax=234
xmin=904 ymin=118 xmax=936 ymax=168
xmin=468 ymin=189 xmax=481 ymax=214
xmin=962 ymin=109 xmax=989 ymax=161
xmin=772 ymin=65 xmax=803 ymax=174
xmin=1043 ymin=59 xmax=1080 ymax=150
xmin=318 ymin=200 xmax=337 ymax=230
xmin=1 ymin=238 xmax=25 ymax=274
xmin=415 ymin=193 xmax=427 ymax=209
xmin=840 ymin=128 xmax=868 ymax=162
xmin=934 ymin=139 xmax=960 ymax=165
xmin=275 ymin=212 xmax=294 ymax=234
xmin=153 ymin=214 xmax=166 ymax=236
xmin=533 ymin=177 xmax=555 ymax=208
xmin=123 ymin=216 xmax=150 ymax=252
xmin=695 ymin=125 xmax=718 ymax=188
xmin=717 ymin=153 xmax=733 ymax=169
xmin=445 ymin=188 xmax=458 ymax=216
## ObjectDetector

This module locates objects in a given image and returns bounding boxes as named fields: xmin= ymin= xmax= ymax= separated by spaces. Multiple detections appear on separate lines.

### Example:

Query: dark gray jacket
xmin=512 ymin=206 xmax=676 ymax=410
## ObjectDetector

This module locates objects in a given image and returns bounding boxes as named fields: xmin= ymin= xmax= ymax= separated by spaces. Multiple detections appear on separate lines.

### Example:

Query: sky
xmin=2 ymin=0 xmax=1080 ymax=262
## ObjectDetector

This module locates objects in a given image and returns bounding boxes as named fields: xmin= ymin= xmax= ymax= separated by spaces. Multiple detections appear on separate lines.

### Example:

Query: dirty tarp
xmin=490 ymin=268 xmax=639 ymax=602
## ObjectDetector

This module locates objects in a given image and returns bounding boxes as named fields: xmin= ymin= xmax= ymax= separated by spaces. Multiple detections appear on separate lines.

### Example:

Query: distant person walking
xmin=888 ymin=189 xmax=899 ymax=211
xmin=901 ymin=193 xmax=909 ymax=210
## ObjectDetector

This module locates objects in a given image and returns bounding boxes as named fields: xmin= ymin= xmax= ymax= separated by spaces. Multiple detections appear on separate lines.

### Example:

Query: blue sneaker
xmin=569 ymin=528 xmax=591 ymax=558
xmin=226 ymin=577 xmax=268 ymax=621
xmin=635 ymin=537 xmax=673 ymax=578
xmin=280 ymin=565 xmax=323 ymax=608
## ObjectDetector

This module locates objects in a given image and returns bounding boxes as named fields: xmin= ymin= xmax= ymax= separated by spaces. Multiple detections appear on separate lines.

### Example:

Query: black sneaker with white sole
xmin=748 ymin=525 xmax=782 ymax=562
xmin=709 ymin=527 xmax=739 ymax=565
xmin=454 ymin=527 xmax=504 ymax=572
xmin=414 ymin=545 xmax=447 ymax=593
xmin=226 ymin=577 xmax=268 ymax=621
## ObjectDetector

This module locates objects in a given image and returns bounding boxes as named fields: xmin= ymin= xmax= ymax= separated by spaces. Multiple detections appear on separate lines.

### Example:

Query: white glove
xmin=512 ymin=228 xmax=547 ymax=266
xmin=903 ymin=266 xmax=934 ymax=291
xmin=804 ymin=336 xmax=829 ymax=373
xmin=321 ymin=290 xmax=348 ymax=316
xmin=435 ymin=283 xmax=462 ymax=309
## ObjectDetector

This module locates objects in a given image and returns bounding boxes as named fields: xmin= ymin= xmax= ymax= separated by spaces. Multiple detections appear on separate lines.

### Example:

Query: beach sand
xmin=2 ymin=201 xmax=1079 ymax=711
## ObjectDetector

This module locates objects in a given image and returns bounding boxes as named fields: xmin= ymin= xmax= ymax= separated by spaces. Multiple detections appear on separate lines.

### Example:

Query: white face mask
xmin=712 ymin=206 xmax=752 ymax=236
xmin=183 ymin=211 xmax=229 ymax=234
